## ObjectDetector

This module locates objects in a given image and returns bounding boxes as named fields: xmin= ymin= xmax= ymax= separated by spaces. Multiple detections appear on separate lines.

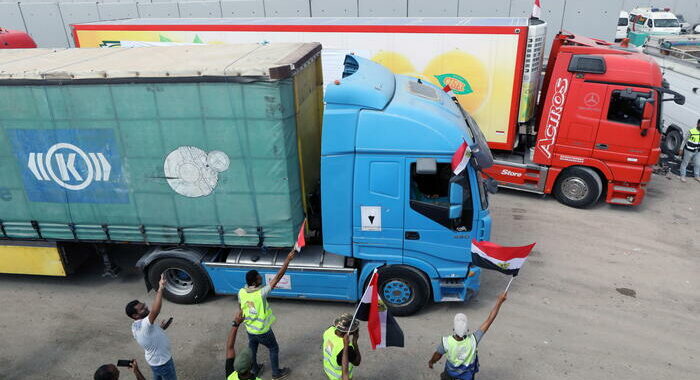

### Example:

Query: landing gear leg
xmin=96 ymin=245 xmax=119 ymax=278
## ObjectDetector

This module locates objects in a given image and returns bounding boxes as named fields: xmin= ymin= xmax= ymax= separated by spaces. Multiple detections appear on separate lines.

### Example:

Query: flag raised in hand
xmin=470 ymin=239 xmax=535 ymax=276
xmin=294 ymin=219 xmax=306 ymax=252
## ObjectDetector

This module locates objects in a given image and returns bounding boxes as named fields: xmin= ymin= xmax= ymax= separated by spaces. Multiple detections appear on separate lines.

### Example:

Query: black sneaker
xmin=272 ymin=367 xmax=291 ymax=380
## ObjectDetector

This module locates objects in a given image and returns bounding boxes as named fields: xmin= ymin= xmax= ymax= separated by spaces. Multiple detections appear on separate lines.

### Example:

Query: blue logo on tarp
xmin=8 ymin=129 xmax=129 ymax=204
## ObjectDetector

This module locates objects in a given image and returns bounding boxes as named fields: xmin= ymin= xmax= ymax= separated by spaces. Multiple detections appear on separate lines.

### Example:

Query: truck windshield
xmin=654 ymin=19 xmax=679 ymax=27
xmin=618 ymin=18 xmax=628 ymax=26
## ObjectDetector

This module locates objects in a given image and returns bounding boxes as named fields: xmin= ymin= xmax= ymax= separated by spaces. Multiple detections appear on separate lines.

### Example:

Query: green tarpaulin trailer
xmin=0 ymin=43 xmax=322 ymax=254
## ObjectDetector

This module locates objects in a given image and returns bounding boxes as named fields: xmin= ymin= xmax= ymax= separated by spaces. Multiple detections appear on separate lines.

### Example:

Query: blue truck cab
xmin=199 ymin=55 xmax=493 ymax=315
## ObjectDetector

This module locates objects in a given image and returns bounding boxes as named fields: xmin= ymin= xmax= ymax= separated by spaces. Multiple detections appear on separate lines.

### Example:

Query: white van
xmin=644 ymin=36 xmax=700 ymax=155
xmin=629 ymin=7 xmax=681 ymax=36
xmin=616 ymin=11 xmax=629 ymax=41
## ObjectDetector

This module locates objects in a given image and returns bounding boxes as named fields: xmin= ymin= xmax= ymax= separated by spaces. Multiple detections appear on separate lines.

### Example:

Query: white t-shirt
xmin=132 ymin=317 xmax=172 ymax=366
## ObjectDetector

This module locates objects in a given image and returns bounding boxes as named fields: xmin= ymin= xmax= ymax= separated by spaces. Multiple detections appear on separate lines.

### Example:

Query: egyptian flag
xmin=355 ymin=271 xmax=404 ymax=349
xmin=451 ymin=141 xmax=471 ymax=175
xmin=294 ymin=220 xmax=306 ymax=252
xmin=470 ymin=239 xmax=535 ymax=276
xmin=532 ymin=0 xmax=542 ymax=19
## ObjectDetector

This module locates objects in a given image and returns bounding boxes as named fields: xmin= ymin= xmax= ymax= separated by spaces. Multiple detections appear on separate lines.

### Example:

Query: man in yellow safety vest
xmin=238 ymin=249 xmax=297 ymax=380
xmin=428 ymin=292 xmax=508 ymax=380
xmin=678 ymin=119 xmax=700 ymax=182
xmin=322 ymin=313 xmax=362 ymax=380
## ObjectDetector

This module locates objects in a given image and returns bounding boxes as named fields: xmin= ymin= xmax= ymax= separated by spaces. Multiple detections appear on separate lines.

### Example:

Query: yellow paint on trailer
xmin=0 ymin=243 xmax=67 ymax=276
xmin=292 ymin=57 xmax=324 ymax=216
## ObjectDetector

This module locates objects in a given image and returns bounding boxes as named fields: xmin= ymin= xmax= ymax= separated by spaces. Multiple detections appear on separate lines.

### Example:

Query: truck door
xmin=352 ymin=156 xmax=405 ymax=262
xmin=555 ymin=80 xmax=606 ymax=158
xmin=402 ymin=159 xmax=474 ymax=274
xmin=593 ymin=86 xmax=657 ymax=171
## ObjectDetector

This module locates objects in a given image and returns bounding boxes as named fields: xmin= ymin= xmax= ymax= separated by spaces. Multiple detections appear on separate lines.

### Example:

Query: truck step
xmin=609 ymin=198 xmax=633 ymax=205
xmin=439 ymin=279 xmax=465 ymax=288
xmin=613 ymin=185 xmax=639 ymax=193
xmin=437 ymin=278 xmax=467 ymax=302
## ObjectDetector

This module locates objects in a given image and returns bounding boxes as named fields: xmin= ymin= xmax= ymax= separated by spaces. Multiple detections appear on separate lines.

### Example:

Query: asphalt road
xmin=0 ymin=172 xmax=698 ymax=380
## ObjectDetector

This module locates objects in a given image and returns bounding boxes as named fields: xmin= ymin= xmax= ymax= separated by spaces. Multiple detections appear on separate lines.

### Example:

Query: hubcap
xmin=382 ymin=279 xmax=413 ymax=306
xmin=561 ymin=177 xmax=589 ymax=201
xmin=163 ymin=268 xmax=194 ymax=296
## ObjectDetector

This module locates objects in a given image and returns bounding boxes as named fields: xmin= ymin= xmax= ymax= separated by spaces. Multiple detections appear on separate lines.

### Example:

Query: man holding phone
xmin=125 ymin=274 xmax=176 ymax=380
xmin=94 ymin=359 xmax=146 ymax=380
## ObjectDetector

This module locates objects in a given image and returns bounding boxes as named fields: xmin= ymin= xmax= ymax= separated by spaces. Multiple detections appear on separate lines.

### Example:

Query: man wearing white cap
xmin=428 ymin=292 xmax=508 ymax=380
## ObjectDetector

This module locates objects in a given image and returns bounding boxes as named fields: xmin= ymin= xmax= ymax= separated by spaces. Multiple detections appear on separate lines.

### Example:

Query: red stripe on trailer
xmin=71 ymin=26 xmax=81 ymax=48
xmin=72 ymin=23 xmax=524 ymax=35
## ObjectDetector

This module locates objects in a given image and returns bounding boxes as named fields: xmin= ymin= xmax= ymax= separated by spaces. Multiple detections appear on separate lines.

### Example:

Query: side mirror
xmin=642 ymin=101 xmax=653 ymax=119
xmin=449 ymin=181 xmax=464 ymax=220
xmin=449 ymin=181 xmax=464 ymax=206
xmin=640 ymin=101 xmax=653 ymax=135
xmin=449 ymin=204 xmax=463 ymax=219
xmin=674 ymin=93 xmax=685 ymax=105
xmin=484 ymin=176 xmax=499 ymax=194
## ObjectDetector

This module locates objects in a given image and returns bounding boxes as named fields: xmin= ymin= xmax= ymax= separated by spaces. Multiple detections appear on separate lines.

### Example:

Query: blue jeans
xmin=680 ymin=150 xmax=700 ymax=178
xmin=151 ymin=358 xmax=177 ymax=380
xmin=248 ymin=329 xmax=281 ymax=376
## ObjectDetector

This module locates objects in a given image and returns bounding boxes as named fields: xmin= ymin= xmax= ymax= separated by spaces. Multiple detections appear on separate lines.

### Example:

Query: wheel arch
xmin=358 ymin=260 xmax=436 ymax=297
xmin=137 ymin=246 xmax=213 ymax=290
xmin=664 ymin=124 xmax=684 ymax=135
xmin=545 ymin=162 xmax=611 ymax=194
xmin=359 ymin=263 xmax=432 ymax=306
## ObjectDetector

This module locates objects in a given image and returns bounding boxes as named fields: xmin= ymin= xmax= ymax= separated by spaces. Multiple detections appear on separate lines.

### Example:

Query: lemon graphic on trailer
xmin=424 ymin=50 xmax=490 ymax=113
xmin=371 ymin=51 xmax=416 ymax=74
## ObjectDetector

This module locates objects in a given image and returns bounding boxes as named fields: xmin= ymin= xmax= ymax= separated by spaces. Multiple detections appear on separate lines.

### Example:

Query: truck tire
xmin=553 ymin=167 xmax=602 ymax=208
xmin=662 ymin=128 xmax=683 ymax=155
xmin=376 ymin=266 xmax=430 ymax=316
xmin=148 ymin=258 xmax=210 ymax=304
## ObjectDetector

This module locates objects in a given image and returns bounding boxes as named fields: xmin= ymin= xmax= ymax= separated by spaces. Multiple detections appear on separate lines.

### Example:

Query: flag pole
xmin=346 ymin=268 xmax=377 ymax=336
xmin=504 ymin=276 xmax=515 ymax=293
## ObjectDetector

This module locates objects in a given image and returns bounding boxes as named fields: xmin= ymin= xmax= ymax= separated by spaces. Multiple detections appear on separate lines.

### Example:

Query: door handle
xmin=405 ymin=231 xmax=420 ymax=240
xmin=596 ymin=143 xmax=608 ymax=149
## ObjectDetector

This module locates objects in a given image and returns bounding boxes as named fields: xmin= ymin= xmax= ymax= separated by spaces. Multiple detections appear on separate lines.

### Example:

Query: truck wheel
xmin=148 ymin=258 xmax=210 ymax=304
xmin=553 ymin=167 xmax=602 ymax=208
xmin=662 ymin=128 xmax=683 ymax=155
xmin=377 ymin=266 xmax=430 ymax=316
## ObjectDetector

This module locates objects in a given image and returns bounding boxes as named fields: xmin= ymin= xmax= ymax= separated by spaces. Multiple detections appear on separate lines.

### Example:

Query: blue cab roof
xmin=324 ymin=55 xmax=473 ymax=156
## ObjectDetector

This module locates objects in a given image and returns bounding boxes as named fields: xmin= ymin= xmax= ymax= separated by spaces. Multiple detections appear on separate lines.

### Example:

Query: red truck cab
xmin=0 ymin=28 xmax=37 ymax=49
xmin=486 ymin=33 xmax=684 ymax=207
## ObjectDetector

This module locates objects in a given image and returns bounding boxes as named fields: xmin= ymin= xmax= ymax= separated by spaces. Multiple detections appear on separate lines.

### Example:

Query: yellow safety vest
xmin=686 ymin=129 xmax=700 ymax=152
xmin=227 ymin=371 xmax=262 ymax=380
xmin=322 ymin=326 xmax=355 ymax=380
xmin=238 ymin=287 xmax=276 ymax=335
xmin=443 ymin=335 xmax=477 ymax=371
